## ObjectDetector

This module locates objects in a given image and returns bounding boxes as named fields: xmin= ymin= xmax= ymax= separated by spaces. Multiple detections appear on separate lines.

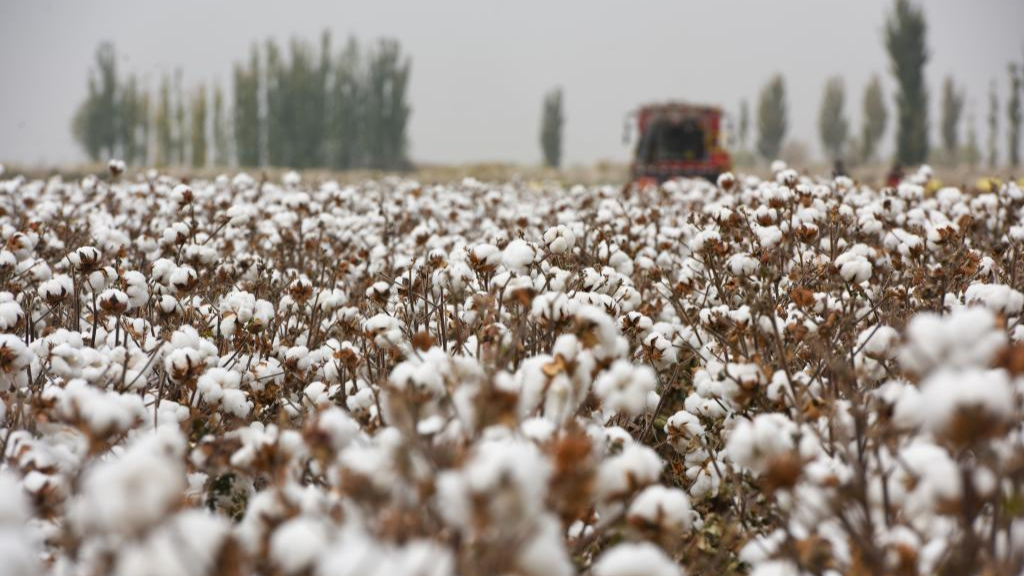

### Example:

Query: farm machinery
xmin=627 ymin=102 xmax=731 ymax=184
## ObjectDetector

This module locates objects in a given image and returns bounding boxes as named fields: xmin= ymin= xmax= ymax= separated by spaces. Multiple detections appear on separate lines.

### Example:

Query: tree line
xmin=734 ymin=0 xmax=1023 ymax=170
xmin=72 ymin=32 xmax=412 ymax=170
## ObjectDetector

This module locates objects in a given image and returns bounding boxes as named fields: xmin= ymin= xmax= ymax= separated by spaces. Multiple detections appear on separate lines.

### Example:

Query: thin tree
xmin=756 ymin=74 xmax=787 ymax=161
xmin=361 ymin=39 xmax=412 ymax=170
xmin=190 ymin=85 xmax=208 ymax=168
xmin=264 ymin=39 xmax=286 ymax=166
xmin=212 ymin=84 xmax=230 ymax=167
xmin=964 ymin=113 xmax=980 ymax=170
xmin=313 ymin=31 xmax=332 ymax=167
xmin=72 ymin=75 xmax=103 ymax=162
xmin=940 ymin=76 xmax=965 ymax=166
xmin=173 ymin=70 xmax=188 ymax=165
xmin=328 ymin=37 xmax=363 ymax=170
xmin=818 ymin=77 xmax=849 ymax=161
xmin=138 ymin=90 xmax=150 ymax=166
xmin=119 ymin=75 xmax=140 ymax=164
xmin=988 ymin=81 xmax=999 ymax=168
xmin=861 ymin=75 xmax=888 ymax=163
xmin=885 ymin=0 xmax=929 ymax=165
xmin=71 ymin=42 xmax=119 ymax=162
xmin=155 ymin=75 xmax=173 ymax=167
xmin=1009 ymin=63 xmax=1022 ymax=168
xmin=233 ymin=45 xmax=262 ymax=167
xmin=540 ymin=88 xmax=564 ymax=169
xmin=379 ymin=40 xmax=412 ymax=171
xmin=738 ymin=99 xmax=749 ymax=151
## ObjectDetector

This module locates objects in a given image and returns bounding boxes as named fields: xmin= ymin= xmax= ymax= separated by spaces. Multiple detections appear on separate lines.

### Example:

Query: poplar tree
xmin=757 ymin=74 xmax=787 ymax=161
xmin=540 ymin=88 xmax=564 ymax=168
xmin=885 ymin=0 xmax=930 ymax=165
xmin=818 ymin=77 xmax=849 ymax=161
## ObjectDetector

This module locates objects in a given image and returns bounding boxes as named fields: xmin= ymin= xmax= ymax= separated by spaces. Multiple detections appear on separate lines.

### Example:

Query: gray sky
xmin=1 ymin=0 xmax=1022 ymax=167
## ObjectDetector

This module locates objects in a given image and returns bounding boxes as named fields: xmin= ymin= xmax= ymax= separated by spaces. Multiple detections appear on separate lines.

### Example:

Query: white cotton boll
xmin=574 ymin=304 xmax=623 ymax=361
xmin=38 ymin=274 xmax=73 ymax=303
xmin=0 ymin=472 xmax=40 ymax=576
xmin=123 ymin=270 xmax=149 ymax=308
xmin=98 ymin=288 xmax=129 ymax=313
xmin=316 ymin=407 xmax=361 ymax=451
xmin=592 ymin=542 xmax=683 ymax=576
xmin=596 ymin=443 xmax=663 ymax=502
xmin=168 ymin=265 xmax=197 ymax=293
xmin=162 ymin=222 xmax=191 ymax=245
xmin=857 ymin=325 xmax=899 ymax=359
xmin=0 ymin=334 xmax=34 ymax=391
xmin=388 ymin=347 xmax=447 ymax=398
xmin=687 ymin=459 xmax=724 ymax=500
xmin=0 ymin=529 xmax=40 ymax=576
xmin=113 ymin=510 xmax=230 ymax=576
xmin=0 ymin=300 xmax=23 ymax=331
xmin=270 ymin=516 xmax=329 ymax=575
xmin=283 ymin=170 xmax=301 ymax=187
xmin=164 ymin=348 xmax=205 ymax=383
xmin=543 ymin=225 xmax=576 ymax=255
xmin=516 ymin=514 xmax=575 ymax=576
xmin=628 ymin=484 xmax=693 ymax=534
xmin=437 ymin=438 xmax=552 ymax=531
xmin=316 ymin=535 xmax=455 ymax=576
xmin=67 ymin=245 xmax=102 ymax=271
xmin=253 ymin=299 xmax=275 ymax=325
xmin=285 ymin=346 xmax=313 ymax=372
xmin=470 ymin=244 xmax=502 ymax=268
xmin=502 ymin=239 xmax=536 ymax=274
xmin=727 ymin=252 xmax=759 ymax=276
xmin=664 ymin=410 xmax=705 ymax=454
xmin=151 ymin=258 xmax=178 ymax=286
xmin=225 ymin=204 xmax=254 ymax=226
xmin=520 ymin=416 xmax=557 ymax=443
xmin=87 ymin=266 xmax=116 ymax=291
xmin=363 ymin=313 xmax=404 ymax=349
xmin=716 ymin=171 xmax=736 ymax=189
xmin=964 ymin=283 xmax=1024 ymax=316
xmin=752 ymin=224 xmax=783 ymax=248
xmin=170 ymin=184 xmax=193 ymax=205
xmin=302 ymin=381 xmax=332 ymax=409
xmin=608 ymin=249 xmax=634 ymax=276
xmin=220 ymin=388 xmax=253 ymax=418
xmin=593 ymin=360 xmax=658 ymax=418
xmin=855 ymin=325 xmax=900 ymax=381
xmin=892 ymin=441 xmax=961 ymax=521
xmin=366 ymin=280 xmax=390 ymax=301
xmin=899 ymin=307 xmax=1006 ymax=374
xmin=834 ymin=251 xmax=872 ymax=283
xmin=47 ymin=379 xmax=147 ymax=435
xmin=725 ymin=413 xmax=796 ymax=475
xmin=917 ymin=369 xmax=1014 ymax=439
xmin=688 ymin=229 xmax=720 ymax=252
xmin=0 ymin=470 xmax=30 ymax=525
xmin=70 ymin=428 xmax=187 ymax=536
xmin=158 ymin=294 xmax=179 ymax=315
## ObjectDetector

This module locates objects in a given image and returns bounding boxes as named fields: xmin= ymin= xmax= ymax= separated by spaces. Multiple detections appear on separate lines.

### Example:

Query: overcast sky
xmin=1 ymin=0 xmax=1022 ymax=167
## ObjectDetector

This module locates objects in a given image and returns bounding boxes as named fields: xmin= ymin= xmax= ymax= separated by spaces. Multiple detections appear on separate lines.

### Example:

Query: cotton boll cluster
xmin=899 ymin=307 xmax=1006 ymax=375
xmin=2 ymin=167 xmax=1024 ymax=576
xmin=593 ymin=359 xmax=658 ymax=418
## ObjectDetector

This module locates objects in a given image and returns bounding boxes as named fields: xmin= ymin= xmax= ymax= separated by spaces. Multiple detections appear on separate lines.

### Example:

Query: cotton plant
xmin=0 ymin=165 xmax=1023 ymax=576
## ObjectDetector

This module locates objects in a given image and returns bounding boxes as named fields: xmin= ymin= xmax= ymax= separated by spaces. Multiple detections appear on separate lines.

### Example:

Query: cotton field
xmin=2 ymin=163 xmax=1024 ymax=576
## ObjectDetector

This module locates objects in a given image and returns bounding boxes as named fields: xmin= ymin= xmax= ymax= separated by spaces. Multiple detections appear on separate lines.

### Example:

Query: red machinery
xmin=628 ymin=102 xmax=731 ymax=183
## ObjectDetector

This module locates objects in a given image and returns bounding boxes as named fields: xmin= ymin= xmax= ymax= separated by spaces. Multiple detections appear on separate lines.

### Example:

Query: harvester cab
xmin=625 ymin=102 xmax=731 ymax=184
